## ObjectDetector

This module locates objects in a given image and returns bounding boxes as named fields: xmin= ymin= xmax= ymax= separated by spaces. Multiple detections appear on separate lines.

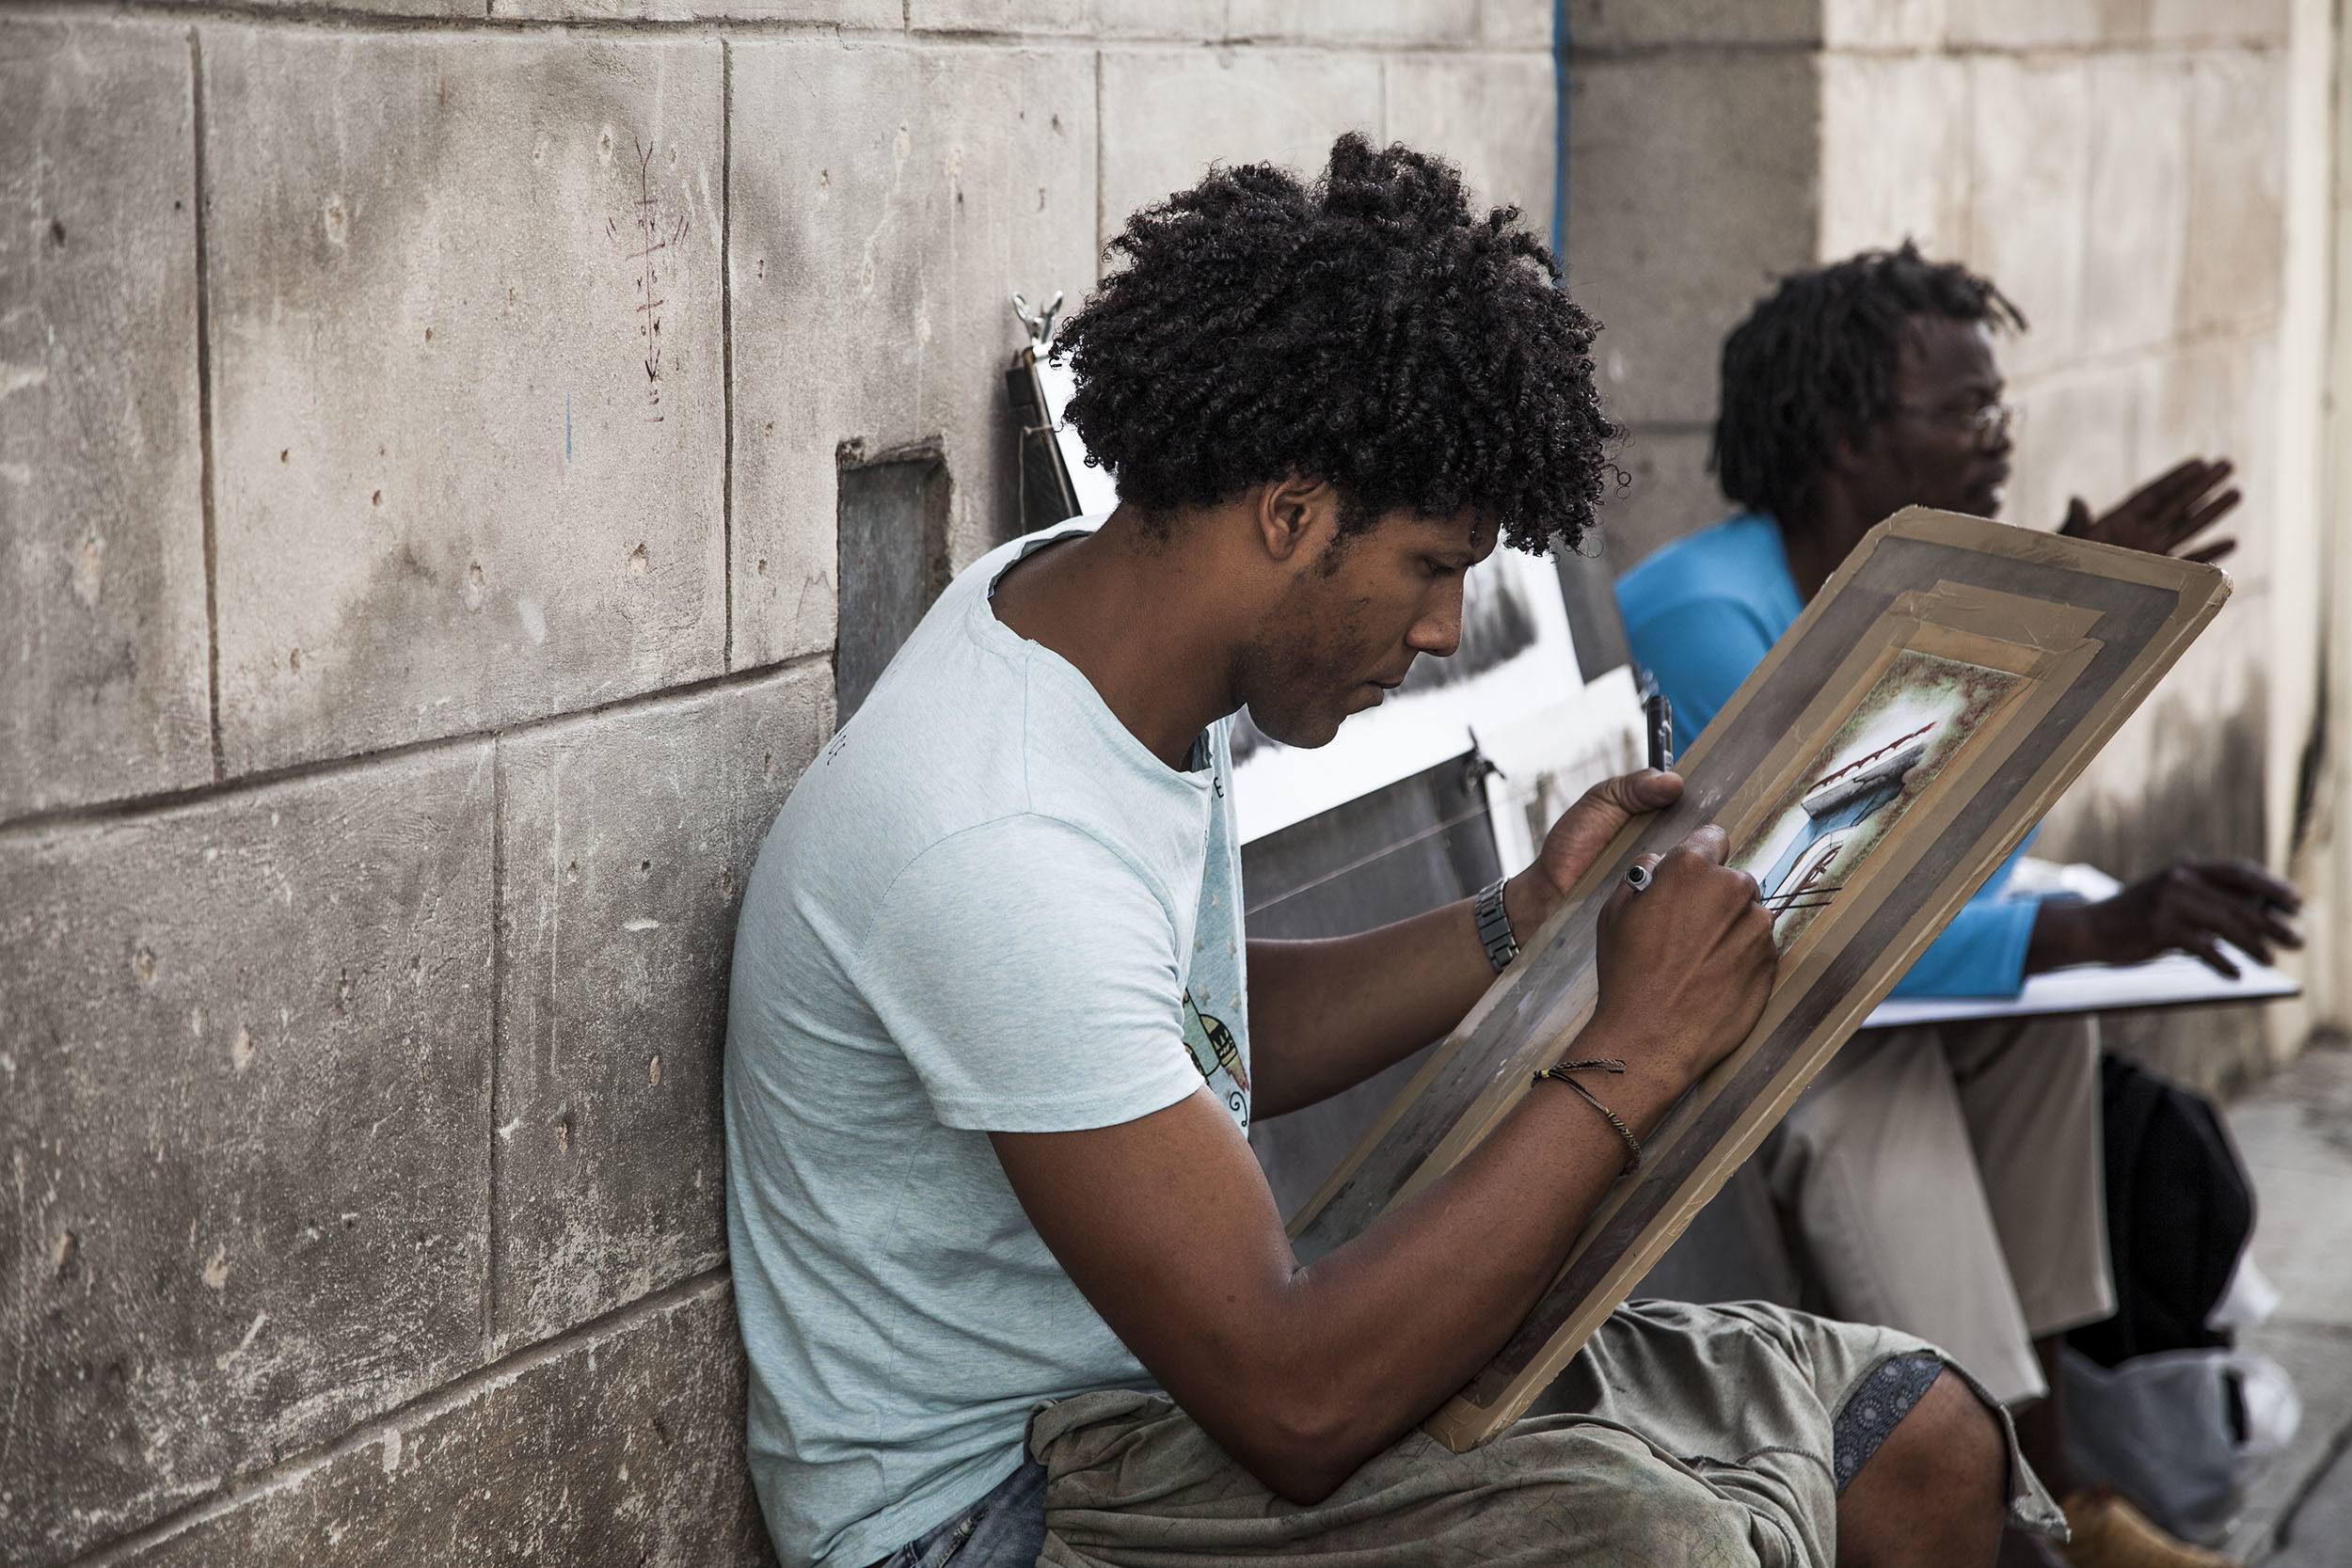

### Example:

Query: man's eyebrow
xmin=1922 ymin=378 xmax=2000 ymax=409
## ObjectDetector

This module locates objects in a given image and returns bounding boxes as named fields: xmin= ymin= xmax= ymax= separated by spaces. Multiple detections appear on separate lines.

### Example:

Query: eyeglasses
xmin=1893 ymin=400 xmax=2016 ymax=451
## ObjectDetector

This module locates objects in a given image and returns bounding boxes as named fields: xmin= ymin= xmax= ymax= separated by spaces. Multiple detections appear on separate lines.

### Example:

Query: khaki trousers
xmin=1031 ymin=1302 xmax=2064 ymax=1568
xmin=1762 ymin=1014 xmax=2117 ymax=1405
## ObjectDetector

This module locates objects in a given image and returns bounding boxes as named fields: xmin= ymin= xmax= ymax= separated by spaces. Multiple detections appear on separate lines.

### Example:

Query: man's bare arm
xmin=1245 ymin=901 xmax=1524 ymax=1120
xmin=1247 ymin=769 xmax=1684 ymax=1119
xmin=993 ymin=830 xmax=1772 ymax=1505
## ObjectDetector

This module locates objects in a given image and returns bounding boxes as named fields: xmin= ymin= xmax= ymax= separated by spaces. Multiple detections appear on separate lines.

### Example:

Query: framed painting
xmin=1280 ymin=508 xmax=2233 ymax=1451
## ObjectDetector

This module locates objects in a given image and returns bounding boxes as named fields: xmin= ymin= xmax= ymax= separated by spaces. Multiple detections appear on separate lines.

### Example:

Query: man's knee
xmin=1839 ymin=1370 xmax=2009 ymax=1568
xmin=1896 ymin=1370 xmax=2007 ymax=1497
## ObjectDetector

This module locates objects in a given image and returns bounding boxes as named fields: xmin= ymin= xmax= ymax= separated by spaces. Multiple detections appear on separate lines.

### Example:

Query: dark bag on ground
xmin=2061 ymin=1054 xmax=2278 ymax=1545
xmin=2069 ymin=1053 xmax=2254 ymax=1367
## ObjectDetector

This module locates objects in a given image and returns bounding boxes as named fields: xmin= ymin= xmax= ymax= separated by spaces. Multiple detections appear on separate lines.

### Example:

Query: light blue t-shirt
xmin=723 ymin=519 xmax=1251 ymax=1568
xmin=1615 ymin=512 xmax=2040 ymax=999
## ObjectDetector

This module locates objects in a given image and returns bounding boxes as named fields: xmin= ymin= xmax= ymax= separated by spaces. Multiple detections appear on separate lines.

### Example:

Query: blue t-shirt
xmin=1615 ymin=513 xmax=2039 ymax=999
xmin=723 ymin=520 xmax=1251 ymax=1567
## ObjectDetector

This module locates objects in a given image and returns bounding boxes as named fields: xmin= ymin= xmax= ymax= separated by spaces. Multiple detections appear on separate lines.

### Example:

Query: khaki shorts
xmin=1030 ymin=1301 xmax=2062 ymax=1568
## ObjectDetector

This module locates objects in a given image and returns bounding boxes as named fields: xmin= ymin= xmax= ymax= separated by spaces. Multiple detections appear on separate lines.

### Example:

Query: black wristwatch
xmin=1474 ymin=876 xmax=1520 ymax=974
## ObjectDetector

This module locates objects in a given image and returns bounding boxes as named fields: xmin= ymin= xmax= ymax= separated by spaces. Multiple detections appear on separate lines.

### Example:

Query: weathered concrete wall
xmin=1563 ymin=0 xmax=1823 ymax=569
xmin=23 ymin=2 xmax=2328 ymax=1557
xmin=1 ymin=26 xmax=211 ymax=819
xmin=1 ymin=4 xmax=1556 ymax=1563
xmin=1573 ymin=0 xmax=2329 ymax=1093
xmin=2311 ymin=0 xmax=2352 ymax=1035
xmin=203 ymin=31 xmax=731 ymax=776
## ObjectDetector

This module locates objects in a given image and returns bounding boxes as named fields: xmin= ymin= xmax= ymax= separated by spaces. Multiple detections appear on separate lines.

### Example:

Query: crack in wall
xmin=60 ymin=1269 xmax=739 ymax=1568
xmin=189 ymin=27 xmax=223 ymax=785
xmin=0 ymin=653 xmax=831 ymax=845
xmin=721 ymin=40 xmax=735 ymax=672
xmin=484 ymin=736 xmax=504 ymax=1356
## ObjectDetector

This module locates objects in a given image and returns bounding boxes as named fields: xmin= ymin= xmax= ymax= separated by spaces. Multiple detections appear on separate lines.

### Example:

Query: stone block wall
xmin=1563 ymin=0 xmax=1823 ymax=569
xmin=2312 ymin=2 xmax=2352 ymax=1031
xmin=1569 ymin=0 xmax=2329 ymax=1091
xmin=1 ymin=4 xmax=1556 ymax=1562
xmin=11 ymin=1 xmax=2337 ymax=1557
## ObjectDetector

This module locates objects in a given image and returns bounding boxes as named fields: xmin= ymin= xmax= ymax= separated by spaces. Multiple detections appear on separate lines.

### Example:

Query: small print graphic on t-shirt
xmin=1181 ymin=991 xmax=1250 ymax=1132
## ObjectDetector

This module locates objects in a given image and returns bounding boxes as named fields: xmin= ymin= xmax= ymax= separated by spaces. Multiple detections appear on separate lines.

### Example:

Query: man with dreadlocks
xmin=725 ymin=153 xmax=2063 ymax=1568
xmin=1616 ymin=245 xmax=2301 ymax=1568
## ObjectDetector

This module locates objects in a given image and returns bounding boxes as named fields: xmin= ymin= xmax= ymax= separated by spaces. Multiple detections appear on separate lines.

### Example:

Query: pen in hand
xmin=1626 ymin=692 xmax=1675 ymax=894
xmin=1644 ymin=692 xmax=1674 ymax=773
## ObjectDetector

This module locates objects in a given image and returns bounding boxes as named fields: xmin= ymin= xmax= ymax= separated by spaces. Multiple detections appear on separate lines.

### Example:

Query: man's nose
xmin=1408 ymin=594 xmax=1462 ymax=658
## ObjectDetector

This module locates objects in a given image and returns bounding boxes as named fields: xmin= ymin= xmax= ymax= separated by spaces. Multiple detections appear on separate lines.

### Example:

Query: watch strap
xmin=1474 ymin=876 xmax=1520 ymax=974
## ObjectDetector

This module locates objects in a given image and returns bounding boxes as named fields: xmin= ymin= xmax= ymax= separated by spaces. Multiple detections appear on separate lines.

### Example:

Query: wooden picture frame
xmin=1282 ymin=509 xmax=2232 ymax=1451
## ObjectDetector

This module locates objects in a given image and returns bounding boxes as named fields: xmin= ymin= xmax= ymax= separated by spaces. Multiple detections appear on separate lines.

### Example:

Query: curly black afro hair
xmin=1053 ymin=133 xmax=1615 ymax=558
xmin=1713 ymin=241 xmax=2026 ymax=529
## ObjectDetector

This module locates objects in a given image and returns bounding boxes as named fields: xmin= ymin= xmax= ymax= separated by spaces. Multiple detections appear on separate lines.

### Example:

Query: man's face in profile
xmin=1859 ymin=316 xmax=2016 ymax=523
xmin=1237 ymin=508 xmax=1493 ymax=750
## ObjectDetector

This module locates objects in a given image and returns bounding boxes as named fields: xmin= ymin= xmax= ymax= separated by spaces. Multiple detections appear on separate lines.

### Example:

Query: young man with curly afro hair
xmin=724 ymin=138 xmax=2063 ymax=1568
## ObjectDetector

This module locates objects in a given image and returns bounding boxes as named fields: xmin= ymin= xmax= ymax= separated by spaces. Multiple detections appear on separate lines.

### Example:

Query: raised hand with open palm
xmin=2058 ymin=456 xmax=2241 ymax=565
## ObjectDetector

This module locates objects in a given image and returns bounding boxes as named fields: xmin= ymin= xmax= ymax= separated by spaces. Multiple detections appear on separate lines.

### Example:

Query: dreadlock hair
xmin=1712 ymin=242 xmax=2026 ymax=530
xmin=1054 ymin=133 xmax=1615 ymax=558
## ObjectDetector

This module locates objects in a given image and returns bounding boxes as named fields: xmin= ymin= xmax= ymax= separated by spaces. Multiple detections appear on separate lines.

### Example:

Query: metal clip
xmin=1010 ymin=290 xmax=1065 ymax=356
xmin=1460 ymin=727 xmax=1506 ymax=794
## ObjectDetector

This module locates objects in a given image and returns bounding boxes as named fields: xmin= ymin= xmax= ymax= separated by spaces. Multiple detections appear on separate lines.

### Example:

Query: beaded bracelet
xmin=1530 ymin=1057 xmax=1644 ymax=1172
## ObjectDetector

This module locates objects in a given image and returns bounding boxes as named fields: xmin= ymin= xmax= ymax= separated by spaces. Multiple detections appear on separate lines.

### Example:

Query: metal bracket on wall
xmin=1007 ymin=291 xmax=1082 ymax=532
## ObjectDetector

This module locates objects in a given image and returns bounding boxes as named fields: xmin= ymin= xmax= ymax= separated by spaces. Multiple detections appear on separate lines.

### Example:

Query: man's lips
xmin=1964 ymin=465 xmax=2010 ymax=515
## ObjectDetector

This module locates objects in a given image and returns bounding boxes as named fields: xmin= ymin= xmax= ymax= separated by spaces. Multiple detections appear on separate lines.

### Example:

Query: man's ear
xmin=1252 ymin=476 xmax=1341 ymax=563
xmin=1827 ymin=415 xmax=1874 ymax=474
